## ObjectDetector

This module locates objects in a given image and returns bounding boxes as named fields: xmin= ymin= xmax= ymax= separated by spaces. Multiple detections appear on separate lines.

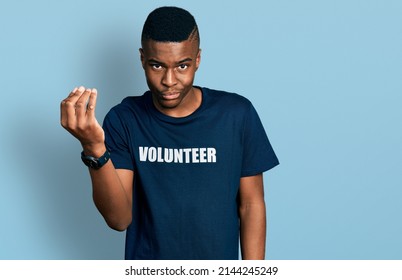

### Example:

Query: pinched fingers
xmin=75 ymin=88 xmax=93 ymax=120
xmin=61 ymin=86 xmax=82 ymax=129
xmin=86 ymin=88 xmax=98 ymax=117
xmin=60 ymin=86 xmax=97 ymax=130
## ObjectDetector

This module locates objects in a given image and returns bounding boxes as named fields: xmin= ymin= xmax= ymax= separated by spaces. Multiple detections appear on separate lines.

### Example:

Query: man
xmin=60 ymin=6 xmax=279 ymax=260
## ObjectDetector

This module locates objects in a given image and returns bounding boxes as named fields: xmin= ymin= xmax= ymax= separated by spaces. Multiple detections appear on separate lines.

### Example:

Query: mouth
xmin=160 ymin=91 xmax=180 ymax=100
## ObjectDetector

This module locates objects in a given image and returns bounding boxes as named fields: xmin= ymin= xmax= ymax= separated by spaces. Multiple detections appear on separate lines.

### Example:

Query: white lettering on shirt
xmin=139 ymin=146 xmax=217 ymax=164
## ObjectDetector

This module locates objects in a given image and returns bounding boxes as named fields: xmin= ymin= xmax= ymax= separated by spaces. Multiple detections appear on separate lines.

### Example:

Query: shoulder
xmin=103 ymin=93 xmax=151 ymax=131
xmin=202 ymin=87 xmax=253 ymax=110
xmin=106 ymin=93 xmax=149 ymax=119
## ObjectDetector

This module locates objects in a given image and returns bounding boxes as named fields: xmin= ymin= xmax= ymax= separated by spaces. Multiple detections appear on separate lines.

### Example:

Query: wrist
xmin=81 ymin=149 xmax=110 ymax=170
xmin=81 ymin=142 xmax=107 ymax=158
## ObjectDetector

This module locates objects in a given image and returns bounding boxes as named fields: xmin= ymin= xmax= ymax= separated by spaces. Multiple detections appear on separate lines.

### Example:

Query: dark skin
xmin=140 ymin=38 xmax=202 ymax=117
xmin=60 ymin=38 xmax=267 ymax=259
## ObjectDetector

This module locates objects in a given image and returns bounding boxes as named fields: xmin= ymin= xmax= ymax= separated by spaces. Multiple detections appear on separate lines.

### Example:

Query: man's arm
xmin=238 ymin=173 xmax=266 ymax=260
xmin=87 ymin=155 xmax=133 ymax=231
xmin=61 ymin=86 xmax=133 ymax=231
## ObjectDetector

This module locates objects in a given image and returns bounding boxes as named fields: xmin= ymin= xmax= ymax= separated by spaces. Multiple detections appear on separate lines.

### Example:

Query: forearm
xmin=85 ymin=145 xmax=132 ymax=231
xmin=239 ymin=201 xmax=266 ymax=260
xmin=61 ymin=87 xmax=132 ymax=231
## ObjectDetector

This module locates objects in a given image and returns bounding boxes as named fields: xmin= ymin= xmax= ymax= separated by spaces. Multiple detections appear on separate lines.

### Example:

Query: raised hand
xmin=61 ymin=87 xmax=133 ymax=230
xmin=60 ymin=86 xmax=105 ymax=156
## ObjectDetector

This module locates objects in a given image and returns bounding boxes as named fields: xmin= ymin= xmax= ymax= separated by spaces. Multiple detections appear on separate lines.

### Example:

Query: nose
xmin=162 ymin=68 xmax=177 ymax=87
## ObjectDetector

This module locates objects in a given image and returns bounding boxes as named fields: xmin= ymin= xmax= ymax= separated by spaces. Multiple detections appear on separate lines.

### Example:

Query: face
xmin=140 ymin=39 xmax=201 ymax=115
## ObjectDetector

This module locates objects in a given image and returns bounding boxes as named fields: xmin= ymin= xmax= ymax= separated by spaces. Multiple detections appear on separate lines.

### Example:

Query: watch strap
xmin=81 ymin=149 xmax=110 ymax=169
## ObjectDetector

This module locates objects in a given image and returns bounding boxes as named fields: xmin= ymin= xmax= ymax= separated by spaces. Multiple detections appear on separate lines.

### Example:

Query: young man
xmin=60 ymin=6 xmax=279 ymax=260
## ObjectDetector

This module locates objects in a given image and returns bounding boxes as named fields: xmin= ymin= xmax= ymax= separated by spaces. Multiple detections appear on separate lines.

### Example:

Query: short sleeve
xmin=103 ymin=109 xmax=134 ymax=171
xmin=241 ymin=103 xmax=279 ymax=177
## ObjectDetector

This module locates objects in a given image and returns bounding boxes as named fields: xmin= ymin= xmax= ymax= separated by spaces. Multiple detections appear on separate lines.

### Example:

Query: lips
xmin=160 ymin=92 xmax=180 ymax=100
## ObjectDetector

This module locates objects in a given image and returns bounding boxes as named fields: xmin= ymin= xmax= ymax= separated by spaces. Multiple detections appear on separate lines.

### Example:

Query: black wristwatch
xmin=81 ymin=150 xmax=110 ymax=169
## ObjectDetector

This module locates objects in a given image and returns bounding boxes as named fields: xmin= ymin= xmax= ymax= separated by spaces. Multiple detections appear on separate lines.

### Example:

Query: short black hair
xmin=141 ymin=6 xmax=199 ymax=46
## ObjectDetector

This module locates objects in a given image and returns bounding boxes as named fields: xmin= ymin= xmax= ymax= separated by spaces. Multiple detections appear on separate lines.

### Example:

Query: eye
xmin=150 ymin=64 xmax=163 ymax=70
xmin=178 ymin=64 xmax=188 ymax=70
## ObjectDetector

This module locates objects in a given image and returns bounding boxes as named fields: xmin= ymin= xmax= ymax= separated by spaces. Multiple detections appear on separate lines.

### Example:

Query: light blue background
xmin=1 ymin=0 xmax=401 ymax=259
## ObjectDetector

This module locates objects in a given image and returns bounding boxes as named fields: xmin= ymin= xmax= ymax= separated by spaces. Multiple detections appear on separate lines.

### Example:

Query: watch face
xmin=81 ymin=151 xmax=109 ymax=170
xmin=88 ymin=160 xmax=99 ymax=169
xmin=83 ymin=157 xmax=100 ymax=169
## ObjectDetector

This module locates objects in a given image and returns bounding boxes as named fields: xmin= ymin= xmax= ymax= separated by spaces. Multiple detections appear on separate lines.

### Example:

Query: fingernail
xmin=79 ymin=86 xmax=85 ymax=92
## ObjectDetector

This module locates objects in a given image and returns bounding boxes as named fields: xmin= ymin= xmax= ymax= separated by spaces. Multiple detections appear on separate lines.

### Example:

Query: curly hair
xmin=141 ymin=6 xmax=200 ymax=46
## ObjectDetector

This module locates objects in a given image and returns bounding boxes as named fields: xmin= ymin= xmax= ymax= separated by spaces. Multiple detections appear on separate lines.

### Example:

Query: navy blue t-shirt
xmin=103 ymin=87 xmax=279 ymax=260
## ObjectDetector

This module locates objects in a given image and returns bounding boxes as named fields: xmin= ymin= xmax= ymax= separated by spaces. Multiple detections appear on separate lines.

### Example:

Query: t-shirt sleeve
xmin=241 ymin=103 xmax=279 ymax=177
xmin=103 ymin=109 xmax=134 ymax=171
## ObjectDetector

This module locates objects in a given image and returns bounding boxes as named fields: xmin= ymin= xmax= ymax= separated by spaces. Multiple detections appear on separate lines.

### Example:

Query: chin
xmin=158 ymin=99 xmax=182 ymax=109
xmin=154 ymin=91 xmax=184 ymax=107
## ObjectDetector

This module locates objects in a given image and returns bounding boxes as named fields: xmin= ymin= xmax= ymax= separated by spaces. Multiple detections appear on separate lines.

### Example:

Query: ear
xmin=195 ymin=49 xmax=201 ymax=70
xmin=139 ymin=48 xmax=145 ymax=69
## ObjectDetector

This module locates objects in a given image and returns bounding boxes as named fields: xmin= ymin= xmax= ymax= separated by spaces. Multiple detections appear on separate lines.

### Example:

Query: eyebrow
xmin=148 ymin=58 xmax=193 ymax=65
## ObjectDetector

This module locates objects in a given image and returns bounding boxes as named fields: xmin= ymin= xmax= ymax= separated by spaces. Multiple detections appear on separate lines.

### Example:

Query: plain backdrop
xmin=0 ymin=0 xmax=401 ymax=259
